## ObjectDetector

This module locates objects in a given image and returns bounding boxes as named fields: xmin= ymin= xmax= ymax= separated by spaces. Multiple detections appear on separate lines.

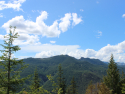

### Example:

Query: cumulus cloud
xmin=35 ymin=50 xmax=55 ymax=58
xmin=0 ymin=0 xmax=26 ymax=11
xmin=59 ymin=13 xmax=72 ymax=32
xmin=14 ymin=34 xmax=40 ymax=45
xmin=1 ymin=11 xmax=83 ymax=45
xmin=122 ymin=14 xmax=125 ymax=18
xmin=2 ymin=11 xmax=82 ymax=45
xmin=72 ymin=13 xmax=82 ymax=26
xmin=50 ymin=41 xmax=56 ymax=44
xmin=2 ymin=11 xmax=61 ymax=39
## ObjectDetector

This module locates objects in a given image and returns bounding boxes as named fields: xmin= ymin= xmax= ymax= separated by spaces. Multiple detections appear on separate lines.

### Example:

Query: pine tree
xmin=0 ymin=26 xmax=31 ymax=94
xmin=57 ymin=64 xmax=66 ymax=94
xmin=29 ymin=67 xmax=41 ymax=93
xmin=47 ymin=74 xmax=62 ymax=94
xmin=121 ymin=84 xmax=125 ymax=93
xmin=121 ymin=68 xmax=125 ymax=80
xmin=66 ymin=85 xmax=72 ymax=94
xmin=103 ymin=54 xmax=121 ymax=94
xmin=70 ymin=76 xmax=78 ymax=94
xmin=62 ymin=76 xmax=66 ymax=94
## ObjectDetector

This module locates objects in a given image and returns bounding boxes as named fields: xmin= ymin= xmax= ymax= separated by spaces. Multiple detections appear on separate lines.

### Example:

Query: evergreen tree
xmin=70 ymin=76 xmax=78 ymax=94
xmin=57 ymin=64 xmax=66 ymax=94
xmin=85 ymin=81 xmax=95 ymax=94
xmin=103 ymin=54 xmax=121 ymax=94
xmin=0 ymin=26 xmax=31 ymax=94
xmin=97 ymin=82 xmax=112 ymax=94
xmin=85 ymin=82 xmax=111 ymax=94
xmin=121 ymin=84 xmax=125 ymax=93
xmin=121 ymin=68 xmax=125 ymax=80
xmin=62 ymin=76 xmax=66 ymax=94
xmin=47 ymin=74 xmax=62 ymax=94
xmin=29 ymin=67 xmax=41 ymax=93
xmin=66 ymin=85 xmax=72 ymax=94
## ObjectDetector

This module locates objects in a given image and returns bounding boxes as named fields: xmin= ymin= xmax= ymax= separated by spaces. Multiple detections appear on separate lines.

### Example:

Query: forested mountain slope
xmin=2 ymin=55 xmax=125 ymax=94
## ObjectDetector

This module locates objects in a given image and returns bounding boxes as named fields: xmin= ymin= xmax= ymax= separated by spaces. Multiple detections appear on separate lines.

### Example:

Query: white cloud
xmin=0 ymin=0 xmax=26 ymax=11
xmin=1 ymin=11 xmax=82 ymax=48
xmin=35 ymin=50 xmax=55 ymax=58
xmin=80 ymin=9 xmax=84 ymax=12
xmin=2 ymin=11 xmax=61 ymax=38
xmin=21 ymin=44 xmax=80 ymax=53
xmin=72 ymin=13 xmax=82 ymax=26
xmin=0 ymin=13 xmax=3 ymax=17
xmin=96 ymin=31 xmax=102 ymax=38
xmin=59 ymin=13 xmax=72 ymax=32
xmin=19 ymin=40 xmax=125 ymax=63
xmin=14 ymin=34 xmax=40 ymax=45
xmin=2 ymin=11 xmax=82 ymax=39
xmin=122 ymin=14 xmax=125 ymax=18
xmin=50 ymin=41 xmax=56 ymax=44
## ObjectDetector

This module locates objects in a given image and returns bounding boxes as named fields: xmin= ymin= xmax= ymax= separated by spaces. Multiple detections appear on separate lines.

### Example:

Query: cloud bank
xmin=18 ymin=40 xmax=125 ymax=63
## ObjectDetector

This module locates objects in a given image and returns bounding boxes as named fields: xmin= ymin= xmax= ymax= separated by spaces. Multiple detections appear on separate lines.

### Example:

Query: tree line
xmin=0 ymin=26 xmax=125 ymax=94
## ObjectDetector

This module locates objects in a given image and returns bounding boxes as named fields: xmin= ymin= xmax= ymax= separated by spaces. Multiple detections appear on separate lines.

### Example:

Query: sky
xmin=0 ymin=0 xmax=125 ymax=63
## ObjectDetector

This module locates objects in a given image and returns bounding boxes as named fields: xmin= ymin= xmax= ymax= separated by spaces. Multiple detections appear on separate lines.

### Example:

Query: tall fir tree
xmin=70 ymin=76 xmax=78 ymax=94
xmin=29 ymin=67 xmax=41 ymax=93
xmin=57 ymin=64 xmax=66 ymax=94
xmin=0 ymin=26 xmax=31 ymax=94
xmin=103 ymin=54 xmax=121 ymax=94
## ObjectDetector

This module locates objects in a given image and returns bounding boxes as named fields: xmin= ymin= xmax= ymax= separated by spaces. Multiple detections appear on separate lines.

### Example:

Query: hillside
xmin=15 ymin=55 xmax=107 ymax=94
xmin=1 ymin=55 xmax=125 ymax=94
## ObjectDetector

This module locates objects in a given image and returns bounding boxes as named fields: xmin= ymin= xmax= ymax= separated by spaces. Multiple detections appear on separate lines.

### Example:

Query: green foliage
xmin=0 ymin=26 xmax=31 ymax=94
xmin=121 ymin=84 xmax=125 ymax=93
xmin=47 ymin=74 xmax=63 ymax=94
xmin=1 ymin=54 xmax=125 ymax=93
xmin=85 ymin=82 xmax=111 ymax=94
xmin=17 ymin=86 xmax=51 ymax=94
xmin=14 ymin=55 xmax=108 ymax=94
xmin=103 ymin=54 xmax=121 ymax=94
xmin=29 ymin=67 xmax=41 ymax=92
xmin=57 ymin=64 xmax=66 ymax=94
xmin=85 ymin=81 xmax=95 ymax=94
xmin=67 ymin=76 xmax=78 ymax=94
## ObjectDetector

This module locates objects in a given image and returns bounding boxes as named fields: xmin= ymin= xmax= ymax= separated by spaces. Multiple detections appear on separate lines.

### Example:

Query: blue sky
xmin=0 ymin=0 xmax=125 ymax=63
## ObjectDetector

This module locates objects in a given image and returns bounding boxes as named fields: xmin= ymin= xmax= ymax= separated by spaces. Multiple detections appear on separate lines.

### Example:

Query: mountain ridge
xmin=2 ymin=55 xmax=125 ymax=94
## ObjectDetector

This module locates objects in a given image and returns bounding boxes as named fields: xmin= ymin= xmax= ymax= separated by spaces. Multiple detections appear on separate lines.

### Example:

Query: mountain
xmin=16 ymin=55 xmax=107 ymax=94
xmin=79 ymin=57 xmax=108 ymax=66
xmin=1 ymin=55 xmax=125 ymax=94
